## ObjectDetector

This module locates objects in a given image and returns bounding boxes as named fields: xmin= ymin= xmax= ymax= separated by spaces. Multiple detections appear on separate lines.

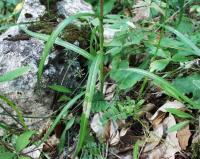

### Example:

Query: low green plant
xmin=18 ymin=0 xmax=200 ymax=158
xmin=0 ymin=130 xmax=35 ymax=159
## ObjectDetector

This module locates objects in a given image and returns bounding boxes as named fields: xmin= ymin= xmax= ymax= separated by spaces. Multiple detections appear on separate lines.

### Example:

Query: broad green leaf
xmin=0 ymin=66 xmax=30 ymax=83
xmin=150 ymin=2 xmax=165 ymax=15
xmin=48 ymin=85 xmax=71 ymax=94
xmin=173 ymin=74 xmax=200 ymax=102
xmin=193 ymin=80 xmax=200 ymax=90
xmin=110 ymin=60 xmax=148 ymax=90
xmin=167 ymin=121 xmax=189 ymax=133
xmin=160 ymin=37 xmax=183 ymax=49
xmin=172 ymin=54 xmax=190 ymax=62
xmin=0 ymin=1 xmax=4 ymax=10
xmin=166 ymin=108 xmax=193 ymax=119
xmin=106 ymin=47 xmax=122 ymax=56
xmin=58 ymin=95 xmax=71 ymax=102
xmin=0 ymin=146 xmax=7 ymax=153
xmin=92 ymin=91 xmax=109 ymax=113
xmin=163 ymin=25 xmax=200 ymax=56
xmin=103 ymin=0 xmax=115 ymax=15
xmin=150 ymin=59 xmax=170 ymax=72
xmin=129 ymin=30 xmax=145 ymax=45
xmin=16 ymin=131 xmax=35 ymax=152
xmin=148 ymin=46 xmax=171 ymax=58
xmin=0 ymin=152 xmax=15 ymax=159
xmin=97 ymin=0 xmax=115 ymax=15
xmin=176 ymin=17 xmax=193 ymax=34
xmin=118 ymin=68 xmax=200 ymax=109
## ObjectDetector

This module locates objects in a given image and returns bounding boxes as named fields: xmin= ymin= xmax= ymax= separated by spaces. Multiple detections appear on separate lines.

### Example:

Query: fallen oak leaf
xmin=177 ymin=125 xmax=191 ymax=150
xmin=150 ymin=100 xmax=185 ymax=128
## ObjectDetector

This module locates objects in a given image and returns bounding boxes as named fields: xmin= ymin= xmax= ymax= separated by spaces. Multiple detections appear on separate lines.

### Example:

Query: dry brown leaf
xmin=120 ymin=128 xmax=129 ymax=137
xmin=151 ymin=101 xmax=185 ymax=121
xmin=151 ymin=111 xmax=166 ymax=128
xmin=177 ymin=125 xmax=191 ymax=150
xmin=109 ymin=120 xmax=120 ymax=146
xmin=144 ymin=114 xmax=181 ymax=159
xmin=22 ymin=144 xmax=43 ymax=159
xmin=150 ymin=100 xmax=185 ymax=128
xmin=147 ymin=147 xmax=163 ymax=159
xmin=90 ymin=113 xmax=122 ymax=145
xmin=104 ymin=82 xmax=116 ymax=101
xmin=143 ymin=124 xmax=163 ymax=152
xmin=43 ymin=135 xmax=59 ymax=152
xmin=90 ymin=113 xmax=107 ymax=139
xmin=162 ymin=115 xmax=181 ymax=159
xmin=133 ymin=0 xmax=151 ymax=22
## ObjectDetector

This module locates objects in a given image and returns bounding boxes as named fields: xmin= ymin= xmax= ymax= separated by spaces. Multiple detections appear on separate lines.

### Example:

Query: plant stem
xmin=99 ymin=0 xmax=104 ymax=93
xmin=138 ymin=2 xmax=168 ymax=100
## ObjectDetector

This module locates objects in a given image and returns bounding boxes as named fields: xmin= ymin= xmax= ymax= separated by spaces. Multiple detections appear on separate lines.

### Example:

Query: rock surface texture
xmin=0 ymin=0 xmax=85 ymax=131
xmin=57 ymin=0 xmax=93 ymax=17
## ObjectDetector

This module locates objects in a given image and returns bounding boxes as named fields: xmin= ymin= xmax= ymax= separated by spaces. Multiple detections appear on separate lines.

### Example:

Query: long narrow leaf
xmin=166 ymin=108 xmax=193 ymax=119
xmin=20 ymin=27 xmax=94 ymax=60
xmin=0 ymin=95 xmax=27 ymax=130
xmin=74 ymin=53 xmax=103 ymax=157
xmin=119 ymin=68 xmax=200 ymax=109
xmin=167 ymin=121 xmax=189 ymax=133
xmin=38 ymin=92 xmax=84 ymax=145
xmin=35 ymin=13 xmax=93 ymax=82
xmin=0 ymin=66 xmax=30 ymax=83
xmin=163 ymin=25 xmax=200 ymax=56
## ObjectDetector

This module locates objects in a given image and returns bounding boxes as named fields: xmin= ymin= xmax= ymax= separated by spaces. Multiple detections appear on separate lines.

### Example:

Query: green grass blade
xmin=163 ymin=25 xmax=200 ymax=56
xmin=20 ymin=27 xmax=94 ymax=60
xmin=177 ymin=0 xmax=185 ymax=27
xmin=119 ymin=68 xmax=200 ymax=108
xmin=0 ymin=66 xmax=30 ymax=83
xmin=58 ymin=117 xmax=75 ymax=153
xmin=0 ymin=95 xmax=27 ymax=130
xmin=166 ymin=108 xmax=193 ymax=119
xmin=167 ymin=121 xmax=189 ymax=133
xmin=133 ymin=141 xmax=139 ymax=159
xmin=48 ymin=85 xmax=71 ymax=94
xmin=34 ymin=13 xmax=93 ymax=82
xmin=74 ymin=53 xmax=103 ymax=157
xmin=39 ymin=92 xmax=84 ymax=145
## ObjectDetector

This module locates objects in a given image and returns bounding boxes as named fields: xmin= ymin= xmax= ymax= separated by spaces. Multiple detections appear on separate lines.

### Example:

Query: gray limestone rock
xmin=0 ymin=0 xmax=46 ymax=41
xmin=57 ymin=0 xmax=93 ymax=17
xmin=0 ymin=0 xmax=82 ymax=132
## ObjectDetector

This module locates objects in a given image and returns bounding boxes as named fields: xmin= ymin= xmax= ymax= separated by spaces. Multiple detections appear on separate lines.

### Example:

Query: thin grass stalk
xmin=0 ymin=103 xmax=24 ymax=129
xmin=0 ymin=95 xmax=28 ymax=130
xmin=177 ymin=0 xmax=185 ymax=27
xmin=99 ymin=0 xmax=104 ymax=93
xmin=138 ymin=4 xmax=168 ymax=99
xmin=38 ymin=92 xmax=84 ymax=146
